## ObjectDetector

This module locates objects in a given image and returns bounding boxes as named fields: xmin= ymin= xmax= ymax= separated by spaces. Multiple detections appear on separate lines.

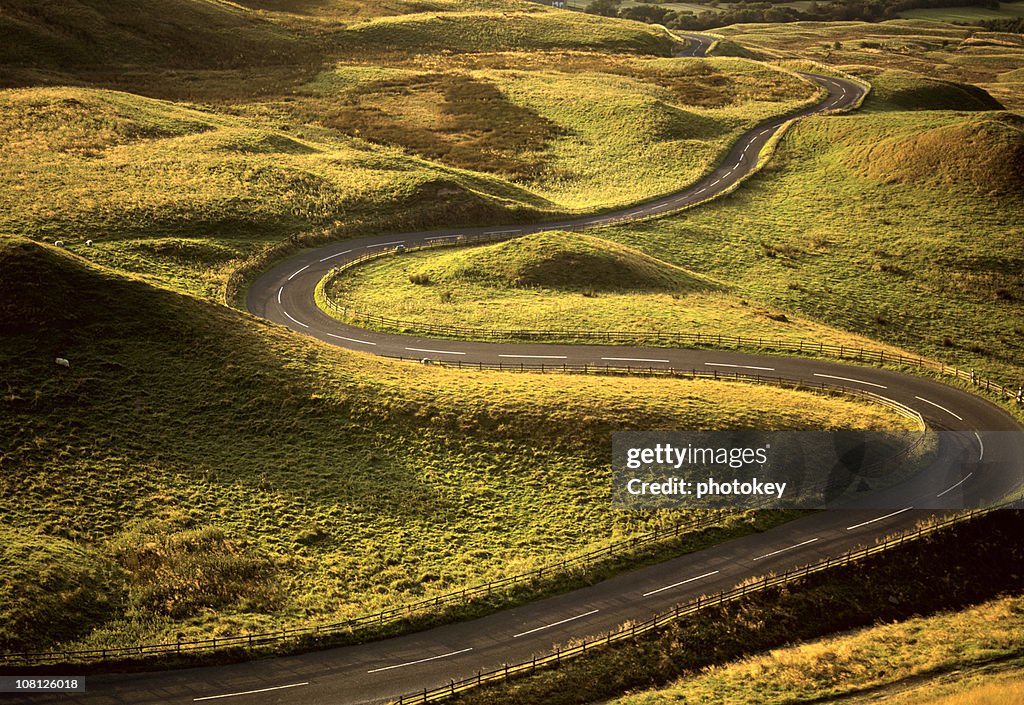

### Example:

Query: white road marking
xmin=975 ymin=431 xmax=984 ymax=461
xmin=498 ymin=354 xmax=568 ymax=360
xmin=287 ymin=264 xmax=310 ymax=281
xmin=704 ymin=362 xmax=775 ymax=371
xmin=813 ymin=373 xmax=887 ymax=389
xmin=937 ymin=473 xmax=973 ymax=498
xmin=642 ymin=570 xmax=720 ymax=597
xmin=277 ymin=287 xmax=283 ymax=305
xmin=602 ymin=357 xmax=671 ymax=364
xmin=695 ymin=187 xmax=707 ymax=195
xmin=512 ymin=609 xmax=600 ymax=638
xmin=319 ymin=249 xmax=353 ymax=262
xmin=759 ymin=128 xmax=771 ymax=136
xmin=368 ymin=648 xmax=473 ymax=674
xmin=366 ymin=240 xmax=405 ymax=248
xmin=405 ymin=347 xmax=466 ymax=355
xmin=484 ymin=229 xmax=522 ymax=235
xmin=327 ymin=333 xmax=377 ymax=346
xmin=752 ymin=537 xmax=818 ymax=562
xmin=846 ymin=506 xmax=913 ymax=531
xmin=282 ymin=311 xmax=309 ymax=328
xmin=710 ymin=179 xmax=721 ymax=186
xmin=193 ymin=682 xmax=309 ymax=702
xmin=914 ymin=396 xmax=964 ymax=421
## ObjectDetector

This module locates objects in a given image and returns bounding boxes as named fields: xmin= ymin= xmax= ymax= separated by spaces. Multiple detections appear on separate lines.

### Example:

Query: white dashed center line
xmin=194 ymin=682 xmax=309 ymax=701
xmin=319 ymin=249 xmax=353 ymax=262
xmin=366 ymin=240 xmax=405 ymax=249
xmin=937 ymin=473 xmax=973 ymax=498
xmin=752 ymin=537 xmax=818 ymax=562
xmin=287 ymin=264 xmax=310 ymax=281
xmin=327 ymin=333 xmax=376 ymax=346
xmin=405 ymin=347 xmax=466 ymax=355
xmin=282 ymin=311 xmax=309 ymax=328
xmin=368 ymin=648 xmax=473 ymax=674
xmin=913 ymin=396 xmax=964 ymax=420
xmin=813 ymin=373 xmax=887 ymax=389
xmin=602 ymin=357 xmax=670 ymax=364
xmin=642 ymin=570 xmax=720 ymax=597
xmin=846 ymin=507 xmax=913 ymax=531
xmin=498 ymin=354 xmax=568 ymax=360
xmin=512 ymin=609 xmax=600 ymax=638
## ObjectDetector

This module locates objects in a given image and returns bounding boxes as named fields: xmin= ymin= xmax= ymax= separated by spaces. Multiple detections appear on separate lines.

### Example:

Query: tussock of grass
xmin=0 ymin=236 xmax=909 ymax=652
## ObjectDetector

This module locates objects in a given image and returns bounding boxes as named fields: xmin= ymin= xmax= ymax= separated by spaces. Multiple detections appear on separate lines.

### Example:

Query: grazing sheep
xmin=85 ymin=240 xmax=92 ymax=246
xmin=421 ymin=358 xmax=434 ymax=365
xmin=55 ymin=358 xmax=70 ymax=368
xmin=54 ymin=240 xmax=64 ymax=247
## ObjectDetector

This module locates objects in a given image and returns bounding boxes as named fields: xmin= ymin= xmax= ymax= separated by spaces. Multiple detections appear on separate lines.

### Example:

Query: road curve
xmin=16 ymin=35 xmax=1024 ymax=705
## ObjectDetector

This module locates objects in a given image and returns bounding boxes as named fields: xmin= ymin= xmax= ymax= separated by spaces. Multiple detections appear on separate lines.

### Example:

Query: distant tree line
xmin=584 ymin=0 xmax=1019 ymax=33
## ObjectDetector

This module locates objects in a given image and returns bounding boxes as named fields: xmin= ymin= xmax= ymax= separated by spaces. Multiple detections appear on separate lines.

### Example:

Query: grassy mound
xmin=843 ymin=112 xmax=1024 ymax=194
xmin=862 ymin=70 xmax=1005 ymax=112
xmin=410 ymin=232 xmax=716 ymax=293
xmin=0 ymin=236 xmax=908 ymax=652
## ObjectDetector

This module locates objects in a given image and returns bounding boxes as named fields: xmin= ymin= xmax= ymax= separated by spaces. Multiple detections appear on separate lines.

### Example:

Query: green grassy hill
xmin=0 ymin=236 xmax=908 ymax=653
xmin=599 ymin=110 xmax=1024 ymax=383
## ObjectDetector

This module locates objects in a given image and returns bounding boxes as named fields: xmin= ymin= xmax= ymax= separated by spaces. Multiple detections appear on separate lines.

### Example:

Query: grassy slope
xmin=0 ymin=236 xmax=909 ymax=652
xmin=278 ymin=56 xmax=820 ymax=209
xmin=596 ymin=110 xmax=1024 ymax=383
xmin=0 ymin=86 xmax=553 ymax=299
xmin=608 ymin=595 xmax=1024 ymax=705
xmin=0 ymin=0 xmax=822 ymax=298
xmin=323 ymin=231 xmax=913 ymax=352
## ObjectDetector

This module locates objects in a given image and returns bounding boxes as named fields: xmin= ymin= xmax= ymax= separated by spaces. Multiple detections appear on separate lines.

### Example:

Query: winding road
xmin=13 ymin=34 xmax=1024 ymax=705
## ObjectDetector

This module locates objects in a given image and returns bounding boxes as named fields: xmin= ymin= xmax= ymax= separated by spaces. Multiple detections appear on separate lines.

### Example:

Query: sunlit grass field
xmin=608 ymin=595 xmax=1024 ymax=705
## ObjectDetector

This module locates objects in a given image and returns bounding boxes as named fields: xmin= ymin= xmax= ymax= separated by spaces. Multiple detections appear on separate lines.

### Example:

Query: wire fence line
xmin=391 ymin=505 xmax=999 ymax=705
xmin=318 ymin=238 xmax=1023 ymax=407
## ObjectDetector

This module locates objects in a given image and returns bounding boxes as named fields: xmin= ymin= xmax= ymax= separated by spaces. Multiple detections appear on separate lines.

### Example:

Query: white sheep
xmin=54 ymin=240 xmax=64 ymax=247
xmin=85 ymin=240 xmax=92 ymax=246
xmin=55 ymin=358 xmax=70 ymax=368
xmin=420 ymin=358 xmax=435 ymax=365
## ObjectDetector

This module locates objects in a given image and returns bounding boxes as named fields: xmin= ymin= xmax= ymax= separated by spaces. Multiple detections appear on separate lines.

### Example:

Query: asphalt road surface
xmin=10 ymin=33 xmax=1024 ymax=705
